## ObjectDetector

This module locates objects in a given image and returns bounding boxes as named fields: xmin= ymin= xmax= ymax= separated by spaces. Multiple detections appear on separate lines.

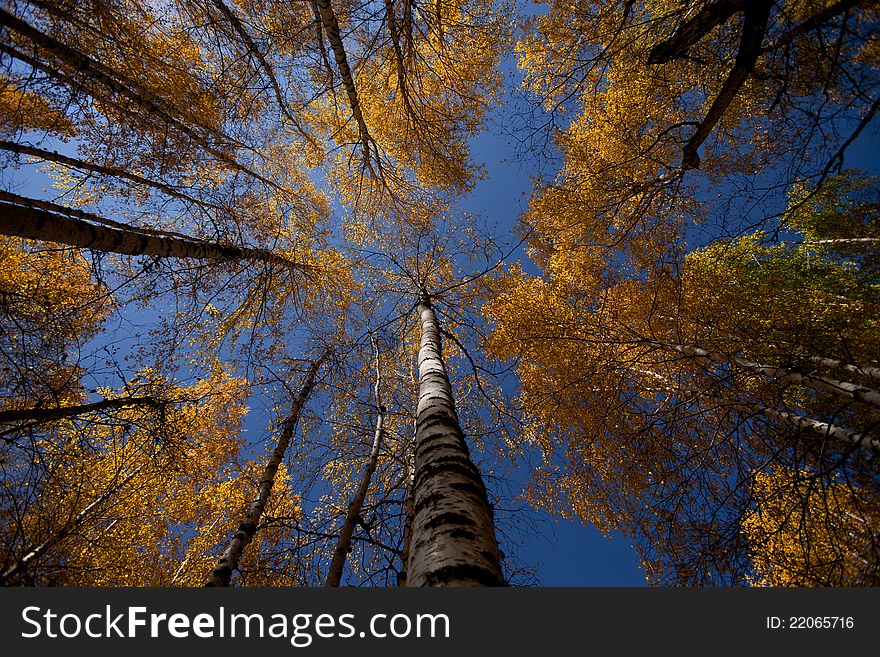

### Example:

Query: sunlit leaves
xmin=743 ymin=467 xmax=880 ymax=586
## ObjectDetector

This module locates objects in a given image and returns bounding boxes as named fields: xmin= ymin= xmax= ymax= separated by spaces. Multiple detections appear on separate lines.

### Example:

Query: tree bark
xmin=397 ymin=369 xmax=418 ymax=587
xmin=326 ymin=335 xmax=386 ymax=586
xmin=801 ymin=237 xmax=880 ymax=246
xmin=0 ymin=139 xmax=220 ymax=211
xmin=796 ymin=354 xmax=880 ymax=383
xmin=314 ymin=0 xmax=375 ymax=172
xmin=647 ymin=340 xmax=880 ymax=409
xmin=633 ymin=343 xmax=878 ymax=453
xmin=207 ymin=0 xmax=315 ymax=148
xmin=716 ymin=397 xmax=879 ymax=454
xmin=398 ymin=455 xmax=415 ymax=586
xmin=0 ymin=7 xmax=280 ymax=190
xmin=680 ymin=1 xmax=772 ymax=169
xmin=646 ymin=0 xmax=773 ymax=169
xmin=0 ymin=396 xmax=162 ymax=425
xmin=647 ymin=0 xmax=751 ymax=65
xmin=0 ymin=196 xmax=313 ymax=273
xmin=310 ymin=0 xmax=334 ymax=81
xmin=205 ymin=350 xmax=328 ymax=586
xmin=406 ymin=292 xmax=504 ymax=586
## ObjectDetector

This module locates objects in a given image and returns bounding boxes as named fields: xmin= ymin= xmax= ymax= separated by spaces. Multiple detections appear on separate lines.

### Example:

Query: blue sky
xmin=447 ymin=71 xmax=648 ymax=585
xmin=4 ymin=1 xmax=878 ymax=588
xmin=451 ymin=28 xmax=880 ymax=584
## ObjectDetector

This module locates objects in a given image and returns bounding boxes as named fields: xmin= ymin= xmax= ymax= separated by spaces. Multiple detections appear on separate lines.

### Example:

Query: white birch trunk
xmin=719 ymin=398 xmax=880 ymax=454
xmin=314 ymin=0 xmax=375 ymax=170
xmin=0 ymin=7 xmax=280 ymax=189
xmin=1 ymin=196 xmax=313 ymax=273
xmin=0 ymin=140 xmax=219 ymax=211
xmin=649 ymin=340 xmax=880 ymax=409
xmin=406 ymin=294 xmax=504 ymax=586
xmin=326 ymin=335 xmax=385 ymax=586
xmin=206 ymin=351 xmax=328 ymax=586
xmin=798 ymin=354 xmax=880 ymax=383
xmin=398 ymin=386 xmax=417 ymax=587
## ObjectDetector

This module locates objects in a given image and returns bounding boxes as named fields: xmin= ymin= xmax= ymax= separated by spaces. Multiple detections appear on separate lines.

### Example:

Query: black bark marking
xmin=412 ymin=456 xmax=484 ymax=491
xmin=448 ymin=480 xmax=487 ymax=498
xmin=422 ymin=563 xmax=504 ymax=587
xmin=423 ymin=512 xmax=476 ymax=531
xmin=414 ymin=436 xmax=469 ymax=462
xmin=448 ymin=528 xmax=477 ymax=541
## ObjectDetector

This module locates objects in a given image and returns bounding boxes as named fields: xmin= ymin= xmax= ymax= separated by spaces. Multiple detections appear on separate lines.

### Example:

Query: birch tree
xmin=405 ymin=290 xmax=505 ymax=586
xmin=486 ymin=174 xmax=880 ymax=584
xmin=326 ymin=334 xmax=387 ymax=586
xmin=207 ymin=350 xmax=329 ymax=586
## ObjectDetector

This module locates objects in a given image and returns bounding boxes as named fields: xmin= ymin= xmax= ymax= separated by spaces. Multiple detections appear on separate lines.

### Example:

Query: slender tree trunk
xmin=0 ymin=396 xmax=161 ymax=425
xmin=326 ymin=335 xmax=386 ymax=586
xmin=314 ymin=0 xmax=375 ymax=171
xmin=383 ymin=0 xmax=409 ymax=98
xmin=648 ymin=340 xmax=880 ymax=409
xmin=797 ymin=354 xmax=880 ymax=383
xmin=210 ymin=0 xmax=286 ymax=113
xmin=398 ymin=453 xmax=415 ymax=587
xmin=206 ymin=350 xmax=328 ymax=586
xmin=715 ymin=397 xmax=880 ymax=454
xmin=791 ymin=237 xmax=880 ymax=246
xmin=310 ymin=0 xmax=334 ymax=81
xmin=406 ymin=292 xmax=504 ymax=586
xmin=636 ymin=357 xmax=878 ymax=453
xmin=0 ymin=196 xmax=312 ymax=273
xmin=207 ymin=0 xmax=315 ymax=148
xmin=0 ymin=8 xmax=281 ymax=190
xmin=401 ymin=0 xmax=414 ymax=59
xmin=435 ymin=0 xmax=444 ymax=42
xmin=170 ymin=516 xmax=222 ymax=585
xmin=0 ymin=140 xmax=219 ymax=210
xmin=397 ymin=369 xmax=418 ymax=587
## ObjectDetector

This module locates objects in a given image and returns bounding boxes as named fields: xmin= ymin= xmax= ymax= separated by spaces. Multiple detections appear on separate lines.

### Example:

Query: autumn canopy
xmin=0 ymin=0 xmax=878 ymax=587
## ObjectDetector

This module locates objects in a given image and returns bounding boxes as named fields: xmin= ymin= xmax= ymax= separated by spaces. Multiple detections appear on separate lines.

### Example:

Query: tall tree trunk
xmin=314 ymin=0 xmax=376 ymax=172
xmin=397 ymin=368 xmax=418 ymax=587
xmin=712 ymin=396 xmax=880 ymax=454
xmin=406 ymin=292 xmax=504 ymax=586
xmin=206 ymin=350 xmax=328 ymax=586
xmin=647 ymin=340 xmax=880 ymax=409
xmin=310 ymin=0 xmax=334 ymax=81
xmin=398 ymin=455 xmax=415 ymax=586
xmin=0 ymin=140 xmax=220 ymax=210
xmin=0 ymin=396 xmax=162 ymax=425
xmin=0 ymin=8 xmax=282 ymax=190
xmin=797 ymin=354 xmax=880 ymax=383
xmin=383 ymin=0 xmax=413 ymax=114
xmin=0 ymin=196 xmax=313 ymax=273
xmin=207 ymin=0 xmax=316 ymax=148
xmin=326 ymin=335 xmax=386 ymax=586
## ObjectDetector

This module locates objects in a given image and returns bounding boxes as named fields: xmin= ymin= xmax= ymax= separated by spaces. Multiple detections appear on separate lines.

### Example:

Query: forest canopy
xmin=0 ymin=0 xmax=877 ymax=587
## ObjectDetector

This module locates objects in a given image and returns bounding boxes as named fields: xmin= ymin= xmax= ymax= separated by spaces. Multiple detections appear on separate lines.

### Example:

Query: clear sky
xmin=4 ymin=1 xmax=877 ymax=588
